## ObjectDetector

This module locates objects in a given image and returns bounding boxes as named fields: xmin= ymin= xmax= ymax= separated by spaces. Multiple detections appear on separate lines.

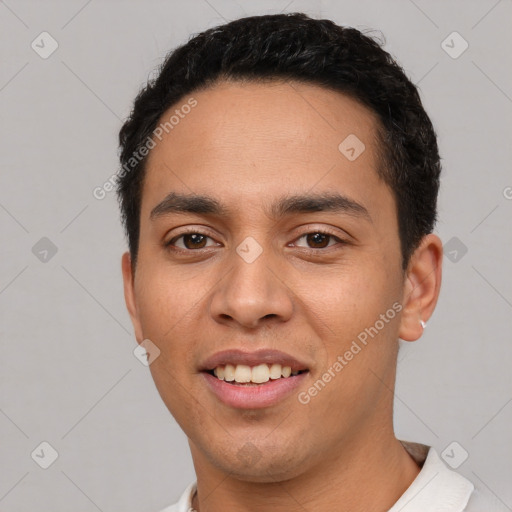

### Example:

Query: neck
xmin=189 ymin=428 xmax=421 ymax=512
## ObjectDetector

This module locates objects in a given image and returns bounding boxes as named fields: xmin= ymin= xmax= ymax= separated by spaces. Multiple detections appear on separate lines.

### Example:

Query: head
xmin=118 ymin=13 xmax=442 ymax=483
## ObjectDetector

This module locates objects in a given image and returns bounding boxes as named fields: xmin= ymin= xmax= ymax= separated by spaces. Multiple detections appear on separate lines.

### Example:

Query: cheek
xmin=295 ymin=268 xmax=400 ymax=433
xmin=133 ymin=272 xmax=203 ymax=399
xmin=137 ymin=270 xmax=203 ymax=423
xmin=296 ymin=259 xmax=401 ymax=396
xmin=298 ymin=263 xmax=394 ymax=338
xmin=135 ymin=262 xmax=202 ymax=337
xmin=148 ymin=359 xmax=201 ymax=437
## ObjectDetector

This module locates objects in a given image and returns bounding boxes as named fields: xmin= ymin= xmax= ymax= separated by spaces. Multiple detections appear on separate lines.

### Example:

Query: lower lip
xmin=202 ymin=371 xmax=309 ymax=409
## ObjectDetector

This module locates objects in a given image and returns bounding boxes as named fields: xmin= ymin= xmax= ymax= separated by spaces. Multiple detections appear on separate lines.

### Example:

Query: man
xmin=116 ymin=13 xmax=493 ymax=511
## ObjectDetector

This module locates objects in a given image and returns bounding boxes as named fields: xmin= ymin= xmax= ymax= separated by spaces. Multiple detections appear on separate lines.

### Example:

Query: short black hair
xmin=116 ymin=12 xmax=441 ymax=274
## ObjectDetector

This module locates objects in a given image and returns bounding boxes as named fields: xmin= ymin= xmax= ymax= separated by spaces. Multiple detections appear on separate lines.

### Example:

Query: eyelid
xmin=290 ymin=223 xmax=350 ymax=242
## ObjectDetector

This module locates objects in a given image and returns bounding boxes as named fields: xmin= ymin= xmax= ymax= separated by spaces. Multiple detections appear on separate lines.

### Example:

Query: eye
xmin=165 ymin=229 xmax=346 ymax=252
xmin=293 ymin=231 xmax=344 ymax=249
xmin=166 ymin=231 xmax=218 ymax=250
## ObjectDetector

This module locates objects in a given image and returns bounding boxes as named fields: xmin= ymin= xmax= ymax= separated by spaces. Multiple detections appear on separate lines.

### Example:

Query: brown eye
xmin=306 ymin=233 xmax=330 ymax=248
xmin=167 ymin=232 xmax=217 ymax=250
xmin=295 ymin=231 xmax=342 ymax=249
xmin=182 ymin=233 xmax=208 ymax=249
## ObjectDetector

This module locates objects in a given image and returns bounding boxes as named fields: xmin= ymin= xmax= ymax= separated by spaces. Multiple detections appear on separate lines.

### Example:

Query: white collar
xmin=389 ymin=441 xmax=474 ymax=511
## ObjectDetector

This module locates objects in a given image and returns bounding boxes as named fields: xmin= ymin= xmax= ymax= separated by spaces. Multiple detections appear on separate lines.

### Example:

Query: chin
xmin=206 ymin=443 xmax=309 ymax=483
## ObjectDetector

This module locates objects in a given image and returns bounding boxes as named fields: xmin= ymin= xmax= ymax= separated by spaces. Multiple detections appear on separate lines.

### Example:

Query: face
xmin=122 ymin=80 xmax=423 ymax=483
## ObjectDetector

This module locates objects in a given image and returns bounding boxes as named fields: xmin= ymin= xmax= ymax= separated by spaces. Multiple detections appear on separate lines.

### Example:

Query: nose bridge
xmin=209 ymin=235 xmax=293 ymax=328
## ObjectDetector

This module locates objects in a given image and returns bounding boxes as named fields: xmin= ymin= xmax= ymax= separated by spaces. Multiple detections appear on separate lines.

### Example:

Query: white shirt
xmin=157 ymin=440 xmax=504 ymax=511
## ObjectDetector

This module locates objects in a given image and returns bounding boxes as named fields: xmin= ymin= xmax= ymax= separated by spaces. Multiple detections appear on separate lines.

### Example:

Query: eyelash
xmin=165 ymin=228 xmax=346 ymax=253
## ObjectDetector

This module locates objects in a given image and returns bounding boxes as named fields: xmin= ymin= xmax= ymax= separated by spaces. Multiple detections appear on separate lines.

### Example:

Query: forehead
xmin=141 ymin=80 xmax=390 ymax=222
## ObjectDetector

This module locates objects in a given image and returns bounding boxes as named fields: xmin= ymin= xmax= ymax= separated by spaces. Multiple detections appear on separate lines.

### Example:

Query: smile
xmin=208 ymin=363 xmax=307 ymax=384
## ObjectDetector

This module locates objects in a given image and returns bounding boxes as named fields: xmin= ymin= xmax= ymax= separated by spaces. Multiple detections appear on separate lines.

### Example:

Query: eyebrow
xmin=149 ymin=191 xmax=371 ymax=222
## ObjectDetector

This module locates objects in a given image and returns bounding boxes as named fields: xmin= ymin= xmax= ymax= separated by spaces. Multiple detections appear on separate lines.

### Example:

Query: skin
xmin=121 ymin=80 xmax=443 ymax=512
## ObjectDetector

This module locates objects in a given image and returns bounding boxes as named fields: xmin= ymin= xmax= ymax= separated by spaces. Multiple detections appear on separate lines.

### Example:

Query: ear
xmin=399 ymin=234 xmax=443 ymax=342
xmin=121 ymin=251 xmax=144 ymax=344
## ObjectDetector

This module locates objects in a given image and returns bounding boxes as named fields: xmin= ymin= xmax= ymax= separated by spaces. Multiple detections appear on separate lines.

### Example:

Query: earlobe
xmin=398 ymin=234 xmax=443 ymax=342
xmin=121 ymin=251 xmax=144 ymax=343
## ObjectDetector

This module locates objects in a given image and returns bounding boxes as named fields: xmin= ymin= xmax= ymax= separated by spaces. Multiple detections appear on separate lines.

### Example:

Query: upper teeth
xmin=213 ymin=363 xmax=300 ymax=383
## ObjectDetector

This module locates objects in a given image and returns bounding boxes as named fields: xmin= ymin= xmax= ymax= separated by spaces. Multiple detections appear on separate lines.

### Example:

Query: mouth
xmin=199 ymin=348 xmax=312 ymax=408
xmin=203 ymin=363 xmax=309 ymax=386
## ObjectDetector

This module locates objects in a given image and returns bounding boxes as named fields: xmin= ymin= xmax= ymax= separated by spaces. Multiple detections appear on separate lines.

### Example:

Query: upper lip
xmin=200 ymin=349 xmax=311 ymax=373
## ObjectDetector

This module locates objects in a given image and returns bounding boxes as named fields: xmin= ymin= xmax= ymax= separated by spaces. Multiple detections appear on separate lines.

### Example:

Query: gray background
xmin=1 ymin=0 xmax=511 ymax=510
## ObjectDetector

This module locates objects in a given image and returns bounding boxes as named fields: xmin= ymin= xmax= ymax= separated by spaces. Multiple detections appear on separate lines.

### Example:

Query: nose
xmin=209 ymin=243 xmax=294 ymax=329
